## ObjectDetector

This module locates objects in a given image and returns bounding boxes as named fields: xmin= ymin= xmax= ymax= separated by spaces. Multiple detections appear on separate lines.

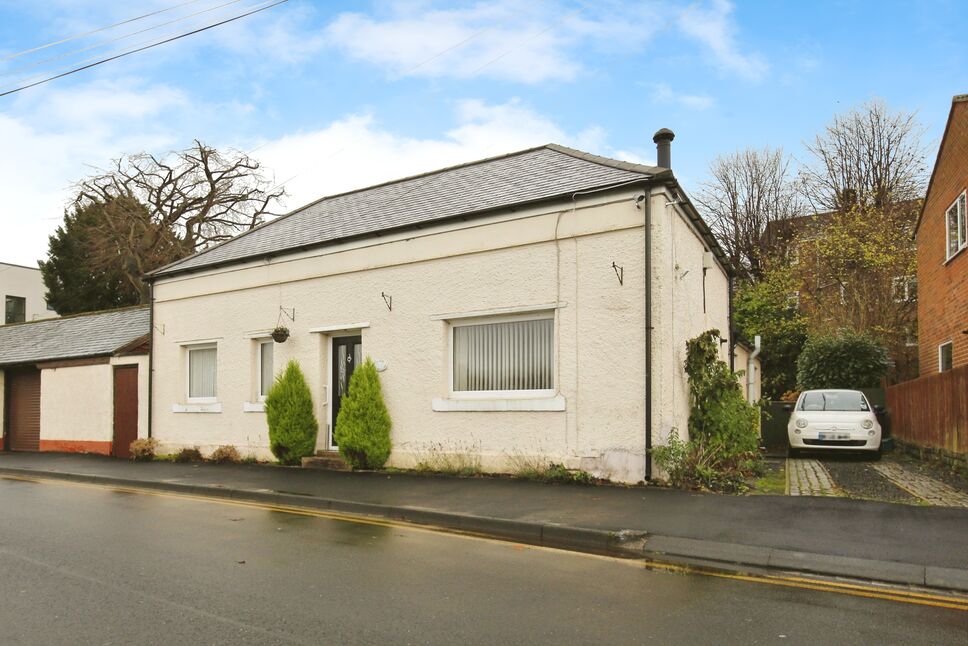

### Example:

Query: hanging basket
xmin=271 ymin=326 xmax=290 ymax=343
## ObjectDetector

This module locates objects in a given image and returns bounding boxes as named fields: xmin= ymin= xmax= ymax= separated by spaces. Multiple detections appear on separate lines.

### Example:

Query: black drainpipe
xmin=644 ymin=184 xmax=653 ymax=481
xmin=147 ymin=281 xmax=154 ymax=439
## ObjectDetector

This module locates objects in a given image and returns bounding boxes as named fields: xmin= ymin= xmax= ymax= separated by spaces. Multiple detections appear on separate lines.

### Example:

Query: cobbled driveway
xmin=786 ymin=454 xmax=968 ymax=508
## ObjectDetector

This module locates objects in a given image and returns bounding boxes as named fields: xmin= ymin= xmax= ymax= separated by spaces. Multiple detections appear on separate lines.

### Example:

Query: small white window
xmin=451 ymin=314 xmax=554 ymax=397
xmin=945 ymin=191 xmax=967 ymax=261
xmin=258 ymin=340 xmax=274 ymax=400
xmin=187 ymin=344 xmax=217 ymax=402
xmin=939 ymin=341 xmax=954 ymax=373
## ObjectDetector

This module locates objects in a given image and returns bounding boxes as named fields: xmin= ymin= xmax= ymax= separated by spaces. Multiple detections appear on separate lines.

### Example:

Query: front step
xmin=301 ymin=450 xmax=350 ymax=471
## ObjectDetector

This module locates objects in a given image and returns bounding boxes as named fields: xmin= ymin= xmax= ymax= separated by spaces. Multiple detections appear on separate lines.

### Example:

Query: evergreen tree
xmin=265 ymin=360 xmax=319 ymax=465
xmin=39 ymin=199 xmax=141 ymax=314
xmin=335 ymin=358 xmax=392 ymax=469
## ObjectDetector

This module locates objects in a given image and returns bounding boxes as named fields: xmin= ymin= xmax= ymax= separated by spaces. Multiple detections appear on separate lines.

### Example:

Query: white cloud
xmin=651 ymin=82 xmax=714 ymax=110
xmin=0 ymin=78 xmax=209 ymax=266
xmin=323 ymin=1 xmax=660 ymax=83
xmin=252 ymin=99 xmax=636 ymax=213
xmin=0 ymin=91 xmax=641 ymax=265
xmin=677 ymin=0 xmax=767 ymax=81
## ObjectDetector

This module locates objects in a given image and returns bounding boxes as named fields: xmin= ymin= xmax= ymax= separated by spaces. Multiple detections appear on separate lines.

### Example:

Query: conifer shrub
xmin=335 ymin=357 xmax=392 ymax=469
xmin=265 ymin=360 xmax=319 ymax=466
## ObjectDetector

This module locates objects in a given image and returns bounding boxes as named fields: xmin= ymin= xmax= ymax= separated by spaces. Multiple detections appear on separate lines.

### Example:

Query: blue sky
xmin=1 ymin=0 xmax=966 ymax=266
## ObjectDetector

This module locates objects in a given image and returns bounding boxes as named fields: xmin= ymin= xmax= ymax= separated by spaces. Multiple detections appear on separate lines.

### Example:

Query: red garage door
xmin=5 ymin=368 xmax=41 ymax=451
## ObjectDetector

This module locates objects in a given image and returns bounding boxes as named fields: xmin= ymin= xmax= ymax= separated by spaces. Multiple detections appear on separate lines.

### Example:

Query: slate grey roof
xmin=0 ymin=306 xmax=149 ymax=367
xmin=152 ymin=144 xmax=667 ymax=278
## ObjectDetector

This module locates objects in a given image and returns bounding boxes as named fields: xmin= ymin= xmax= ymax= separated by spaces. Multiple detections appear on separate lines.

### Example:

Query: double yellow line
xmin=4 ymin=474 xmax=968 ymax=612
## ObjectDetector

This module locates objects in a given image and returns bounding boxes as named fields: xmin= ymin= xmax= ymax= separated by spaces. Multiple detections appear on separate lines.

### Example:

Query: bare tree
xmin=70 ymin=141 xmax=284 ymax=301
xmin=800 ymin=99 xmax=928 ymax=212
xmin=695 ymin=146 xmax=801 ymax=280
xmin=75 ymin=140 xmax=285 ymax=252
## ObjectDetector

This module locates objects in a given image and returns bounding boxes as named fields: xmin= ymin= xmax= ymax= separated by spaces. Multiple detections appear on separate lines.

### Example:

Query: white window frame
xmin=257 ymin=339 xmax=273 ymax=402
xmin=185 ymin=342 xmax=218 ymax=404
xmin=945 ymin=190 xmax=967 ymax=261
xmin=448 ymin=311 xmax=556 ymax=400
xmin=939 ymin=341 xmax=954 ymax=373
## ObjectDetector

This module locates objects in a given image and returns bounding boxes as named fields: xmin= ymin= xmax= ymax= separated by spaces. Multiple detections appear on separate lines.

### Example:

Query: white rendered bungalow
xmin=146 ymin=131 xmax=733 ymax=483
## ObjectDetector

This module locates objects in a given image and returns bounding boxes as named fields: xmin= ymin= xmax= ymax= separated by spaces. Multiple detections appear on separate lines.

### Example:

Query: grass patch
xmin=506 ymin=454 xmax=596 ymax=484
xmin=413 ymin=443 xmax=483 ymax=477
xmin=751 ymin=460 xmax=786 ymax=495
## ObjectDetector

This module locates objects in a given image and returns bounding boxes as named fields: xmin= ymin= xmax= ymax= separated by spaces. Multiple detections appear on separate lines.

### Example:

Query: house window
xmin=5 ymin=295 xmax=25 ymax=324
xmin=946 ymin=191 xmax=967 ymax=260
xmin=892 ymin=276 xmax=917 ymax=303
xmin=939 ymin=342 xmax=953 ymax=373
xmin=258 ymin=340 xmax=273 ymax=400
xmin=452 ymin=314 xmax=554 ymax=395
xmin=187 ymin=344 xmax=217 ymax=401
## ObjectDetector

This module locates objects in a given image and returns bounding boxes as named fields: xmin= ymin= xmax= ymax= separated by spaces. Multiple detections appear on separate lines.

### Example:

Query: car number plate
xmin=819 ymin=432 xmax=850 ymax=440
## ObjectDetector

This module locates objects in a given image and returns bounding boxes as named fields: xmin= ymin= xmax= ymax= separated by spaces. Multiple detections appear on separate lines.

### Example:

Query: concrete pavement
xmin=1 ymin=452 xmax=967 ymax=592
xmin=2 ymin=477 xmax=965 ymax=645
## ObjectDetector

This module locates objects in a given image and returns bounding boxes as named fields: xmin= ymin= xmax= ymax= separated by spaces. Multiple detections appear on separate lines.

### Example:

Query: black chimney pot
xmin=653 ymin=128 xmax=675 ymax=169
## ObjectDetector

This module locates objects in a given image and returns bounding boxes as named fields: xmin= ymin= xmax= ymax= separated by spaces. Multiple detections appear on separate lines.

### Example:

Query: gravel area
xmin=815 ymin=453 xmax=917 ymax=504
xmin=890 ymin=451 xmax=968 ymax=496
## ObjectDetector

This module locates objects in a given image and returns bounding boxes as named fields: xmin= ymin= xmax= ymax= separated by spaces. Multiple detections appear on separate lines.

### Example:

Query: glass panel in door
xmin=331 ymin=335 xmax=362 ymax=447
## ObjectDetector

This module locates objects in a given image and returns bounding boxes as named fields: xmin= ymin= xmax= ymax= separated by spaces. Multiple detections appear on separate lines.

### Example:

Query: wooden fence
xmin=886 ymin=364 xmax=968 ymax=454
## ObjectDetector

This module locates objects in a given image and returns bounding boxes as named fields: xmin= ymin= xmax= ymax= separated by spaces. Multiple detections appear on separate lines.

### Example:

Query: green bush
xmin=796 ymin=332 xmax=889 ymax=390
xmin=265 ymin=360 xmax=319 ymax=466
xmin=335 ymin=357 xmax=392 ymax=469
xmin=652 ymin=330 xmax=761 ymax=492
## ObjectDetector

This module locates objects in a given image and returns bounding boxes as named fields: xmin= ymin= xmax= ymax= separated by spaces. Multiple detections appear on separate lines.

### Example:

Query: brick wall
xmin=917 ymin=98 xmax=968 ymax=375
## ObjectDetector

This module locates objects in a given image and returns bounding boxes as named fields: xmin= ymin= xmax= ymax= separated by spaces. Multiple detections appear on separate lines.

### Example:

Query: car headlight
xmin=862 ymin=420 xmax=873 ymax=430
xmin=795 ymin=418 xmax=808 ymax=429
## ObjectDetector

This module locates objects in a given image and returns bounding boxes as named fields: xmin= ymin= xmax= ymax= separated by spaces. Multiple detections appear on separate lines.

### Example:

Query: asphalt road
xmin=0 ymin=477 xmax=964 ymax=645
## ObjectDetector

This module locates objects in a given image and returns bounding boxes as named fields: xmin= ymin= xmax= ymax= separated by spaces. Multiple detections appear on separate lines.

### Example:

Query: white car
xmin=786 ymin=389 xmax=882 ymax=458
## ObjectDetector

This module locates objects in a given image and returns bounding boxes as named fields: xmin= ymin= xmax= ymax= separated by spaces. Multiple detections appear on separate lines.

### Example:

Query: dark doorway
xmin=331 ymin=335 xmax=362 ymax=447
xmin=112 ymin=365 xmax=139 ymax=458
xmin=5 ymin=368 xmax=41 ymax=451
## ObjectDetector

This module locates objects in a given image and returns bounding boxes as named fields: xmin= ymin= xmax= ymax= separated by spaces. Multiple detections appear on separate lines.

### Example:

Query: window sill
xmin=172 ymin=403 xmax=223 ymax=414
xmin=243 ymin=402 xmax=265 ymax=413
xmin=431 ymin=395 xmax=565 ymax=412
xmin=945 ymin=245 xmax=966 ymax=265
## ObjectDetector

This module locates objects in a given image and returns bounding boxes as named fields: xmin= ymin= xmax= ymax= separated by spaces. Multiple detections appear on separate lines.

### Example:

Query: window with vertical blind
xmin=258 ymin=340 xmax=273 ymax=399
xmin=452 ymin=314 xmax=554 ymax=395
xmin=187 ymin=344 xmax=217 ymax=401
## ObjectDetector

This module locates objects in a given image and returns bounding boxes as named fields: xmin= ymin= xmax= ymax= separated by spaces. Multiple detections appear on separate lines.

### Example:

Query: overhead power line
xmin=0 ymin=0 xmax=289 ymax=98
xmin=2 ymin=0 xmax=246 ymax=79
xmin=2 ymin=0 xmax=207 ymax=61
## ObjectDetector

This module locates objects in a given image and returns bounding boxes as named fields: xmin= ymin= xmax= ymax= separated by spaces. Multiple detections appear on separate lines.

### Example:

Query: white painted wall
xmin=150 ymin=185 xmax=729 ymax=482
xmin=41 ymin=363 xmax=113 ymax=445
xmin=650 ymin=194 xmax=732 ymax=455
xmin=0 ymin=263 xmax=55 ymax=324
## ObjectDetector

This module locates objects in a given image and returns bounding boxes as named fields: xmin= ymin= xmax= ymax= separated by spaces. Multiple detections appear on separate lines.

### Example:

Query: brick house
xmin=916 ymin=94 xmax=968 ymax=375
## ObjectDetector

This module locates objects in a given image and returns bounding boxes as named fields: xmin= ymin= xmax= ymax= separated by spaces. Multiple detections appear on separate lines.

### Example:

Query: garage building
xmin=0 ymin=306 xmax=149 ymax=458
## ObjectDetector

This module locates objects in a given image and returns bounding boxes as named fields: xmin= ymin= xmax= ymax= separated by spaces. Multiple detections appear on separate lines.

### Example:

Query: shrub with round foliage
xmin=335 ymin=357 xmax=392 ymax=470
xmin=796 ymin=332 xmax=889 ymax=390
xmin=265 ymin=360 xmax=319 ymax=465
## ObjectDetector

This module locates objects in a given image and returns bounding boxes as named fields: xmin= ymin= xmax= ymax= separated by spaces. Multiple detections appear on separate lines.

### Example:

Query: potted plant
xmin=271 ymin=326 xmax=290 ymax=343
